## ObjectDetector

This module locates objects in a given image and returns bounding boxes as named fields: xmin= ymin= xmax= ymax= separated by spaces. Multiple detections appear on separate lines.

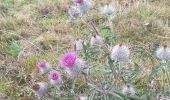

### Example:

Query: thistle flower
xmin=60 ymin=51 xmax=77 ymax=68
xmin=122 ymin=84 xmax=135 ymax=96
xmin=90 ymin=35 xmax=103 ymax=46
xmin=110 ymin=44 xmax=130 ymax=61
xmin=77 ymin=0 xmax=93 ymax=15
xmin=32 ymin=82 xmax=48 ymax=98
xmin=156 ymin=45 xmax=170 ymax=60
xmin=73 ymin=0 xmax=83 ymax=4
xmin=100 ymin=3 xmax=114 ymax=16
xmin=37 ymin=60 xmax=51 ymax=74
xmin=59 ymin=51 xmax=84 ymax=77
xmin=49 ymin=70 xmax=62 ymax=86
xmin=68 ymin=6 xmax=80 ymax=21
xmin=75 ymin=39 xmax=83 ymax=51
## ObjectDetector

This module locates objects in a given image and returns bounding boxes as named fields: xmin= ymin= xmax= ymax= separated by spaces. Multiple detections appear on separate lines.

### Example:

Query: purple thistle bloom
xmin=49 ymin=70 xmax=59 ymax=80
xmin=59 ymin=51 xmax=77 ymax=68
xmin=37 ymin=59 xmax=46 ymax=68
xmin=36 ymin=59 xmax=51 ymax=74
xmin=74 ymin=0 xmax=82 ymax=4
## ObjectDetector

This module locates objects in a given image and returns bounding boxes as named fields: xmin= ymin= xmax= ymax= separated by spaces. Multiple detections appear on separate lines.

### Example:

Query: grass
xmin=0 ymin=0 xmax=170 ymax=99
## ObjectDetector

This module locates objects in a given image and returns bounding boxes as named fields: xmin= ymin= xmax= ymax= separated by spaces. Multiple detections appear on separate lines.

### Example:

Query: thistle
xmin=88 ymin=16 xmax=103 ymax=47
xmin=32 ymin=82 xmax=48 ymax=98
xmin=122 ymin=84 xmax=135 ymax=96
xmin=90 ymin=35 xmax=103 ymax=46
xmin=73 ymin=0 xmax=83 ymax=4
xmin=110 ymin=44 xmax=130 ymax=61
xmin=49 ymin=70 xmax=62 ymax=86
xmin=68 ymin=6 xmax=80 ymax=21
xmin=75 ymin=38 xmax=84 ymax=51
xmin=100 ymin=3 xmax=114 ymax=16
xmin=37 ymin=60 xmax=51 ymax=74
xmin=76 ymin=0 xmax=93 ymax=15
xmin=48 ymin=70 xmax=62 ymax=94
xmin=59 ymin=51 xmax=84 ymax=77
xmin=156 ymin=45 xmax=170 ymax=60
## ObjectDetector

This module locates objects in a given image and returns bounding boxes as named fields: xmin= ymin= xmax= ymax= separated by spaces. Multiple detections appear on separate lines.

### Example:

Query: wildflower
xmin=73 ymin=0 xmax=83 ymax=4
xmin=100 ymin=3 xmax=114 ymax=16
xmin=122 ymin=84 xmax=135 ymax=96
xmin=32 ymin=82 xmax=48 ymax=98
xmin=37 ymin=60 xmax=51 ymax=74
xmin=76 ymin=0 xmax=93 ymax=15
xmin=60 ymin=51 xmax=77 ymax=67
xmin=110 ymin=44 xmax=130 ymax=61
xmin=75 ymin=38 xmax=83 ymax=51
xmin=156 ymin=45 xmax=170 ymax=60
xmin=49 ymin=70 xmax=62 ymax=86
xmin=90 ymin=35 xmax=103 ymax=46
xmin=59 ymin=51 xmax=84 ymax=77
xmin=68 ymin=6 xmax=80 ymax=21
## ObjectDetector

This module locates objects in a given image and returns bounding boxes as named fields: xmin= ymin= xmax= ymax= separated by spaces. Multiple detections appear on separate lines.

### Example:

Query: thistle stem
xmin=71 ymin=79 xmax=76 ymax=93
xmin=162 ymin=60 xmax=170 ymax=93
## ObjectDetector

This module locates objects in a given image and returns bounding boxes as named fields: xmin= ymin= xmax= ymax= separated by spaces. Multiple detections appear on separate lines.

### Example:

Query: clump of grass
xmin=111 ymin=1 xmax=170 ymax=45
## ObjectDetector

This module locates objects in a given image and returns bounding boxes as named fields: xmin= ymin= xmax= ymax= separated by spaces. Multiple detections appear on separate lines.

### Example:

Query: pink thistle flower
xmin=59 ymin=51 xmax=77 ymax=68
xmin=59 ymin=51 xmax=84 ymax=77
xmin=49 ymin=70 xmax=59 ymax=80
xmin=49 ymin=70 xmax=62 ymax=86
xmin=74 ymin=0 xmax=83 ymax=4
xmin=36 ymin=59 xmax=51 ymax=74
xmin=37 ymin=59 xmax=46 ymax=68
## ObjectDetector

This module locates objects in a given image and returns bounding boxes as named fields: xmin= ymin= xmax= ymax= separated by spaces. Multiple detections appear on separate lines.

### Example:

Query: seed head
xmin=110 ymin=44 xmax=130 ymax=61
xmin=156 ymin=45 xmax=170 ymax=60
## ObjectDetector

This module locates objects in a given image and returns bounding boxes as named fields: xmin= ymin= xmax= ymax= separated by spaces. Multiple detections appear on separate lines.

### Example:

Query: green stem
xmin=164 ymin=65 xmax=170 ymax=92
xmin=162 ymin=60 xmax=170 ymax=92
xmin=71 ymin=79 xmax=76 ymax=94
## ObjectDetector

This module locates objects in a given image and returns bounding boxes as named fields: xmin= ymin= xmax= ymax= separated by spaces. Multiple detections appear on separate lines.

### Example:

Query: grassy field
xmin=0 ymin=0 xmax=170 ymax=99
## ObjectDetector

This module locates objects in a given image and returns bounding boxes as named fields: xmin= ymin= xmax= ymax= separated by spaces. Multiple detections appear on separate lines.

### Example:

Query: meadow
xmin=0 ymin=0 xmax=170 ymax=99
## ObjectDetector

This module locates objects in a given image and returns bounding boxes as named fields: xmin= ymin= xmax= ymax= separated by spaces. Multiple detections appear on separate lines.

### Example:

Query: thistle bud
xmin=156 ymin=45 xmax=170 ymax=60
xmin=32 ymin=82 xmax=48 ymax=98
xmin=37 ymin=60 xmax=51 ymax=74
xmin=77 ymin=0 xmax=93 ymax=15
xmin=100 ymin=3 xmax=114 ymax=16
xmin=68 ymin=6 xmax=80 ymax=21
xmin=90 ymin=35 xmax=103 ymax=46
xmin=122 ymin=84 xmax=135 ymax=96
xmin=110 ymin=44 xmax=130 ymax=61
